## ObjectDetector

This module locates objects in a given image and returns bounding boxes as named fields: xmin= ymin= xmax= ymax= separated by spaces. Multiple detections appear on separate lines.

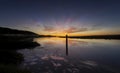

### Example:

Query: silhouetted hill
xmin=0 ymin=27 xmax=40 ymax=73
xmin=0 ymin=27 xmax=38 ymax=37
xmin=0 ymin=27 xmax=40 ymax=49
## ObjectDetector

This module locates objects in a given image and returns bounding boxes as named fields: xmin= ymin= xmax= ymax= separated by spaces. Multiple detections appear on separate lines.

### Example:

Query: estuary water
xmin=18 ymin=37 xmax=120 ymax=73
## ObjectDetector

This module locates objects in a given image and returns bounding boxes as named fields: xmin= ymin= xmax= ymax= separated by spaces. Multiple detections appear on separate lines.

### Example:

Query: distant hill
xmin=58 ymin=34 xmax=120 ymax=39
xmin=69 ymin=35 xmax=120 ymax=39
xmin=0 ymin=27 xmax=39 ymax=37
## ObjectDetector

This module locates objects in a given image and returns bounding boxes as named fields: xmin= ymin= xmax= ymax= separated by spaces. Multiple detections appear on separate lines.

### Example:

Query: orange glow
xmin=34 ymin=27 xmax=120 ymax=37
xmin=51 ymin=33 xmax=68 ymax=36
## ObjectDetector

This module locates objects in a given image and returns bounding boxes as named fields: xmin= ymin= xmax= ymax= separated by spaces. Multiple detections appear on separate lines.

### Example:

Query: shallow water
xmin=18 ymin=37 xmax=120 ymax=73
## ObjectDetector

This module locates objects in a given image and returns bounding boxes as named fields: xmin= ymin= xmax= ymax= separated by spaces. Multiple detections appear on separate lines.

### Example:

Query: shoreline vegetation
xmin=0 ymin=27 xmax=40 ymax=73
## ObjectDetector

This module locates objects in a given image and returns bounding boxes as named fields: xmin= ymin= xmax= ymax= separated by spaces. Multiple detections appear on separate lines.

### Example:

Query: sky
xmin=0 ymin=0 xmax=120 ymax=36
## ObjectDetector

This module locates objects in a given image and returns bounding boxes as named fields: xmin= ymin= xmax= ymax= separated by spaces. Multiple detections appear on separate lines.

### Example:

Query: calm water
xmin=18 ymin=37 xmax=120 ymax=73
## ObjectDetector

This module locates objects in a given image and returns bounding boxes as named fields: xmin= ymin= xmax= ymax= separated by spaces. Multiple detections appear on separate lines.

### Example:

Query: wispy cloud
xmin=63 ymin=26 xmax=88 ymax=33
xmin=43 ymin=25 xmax=90 ymax=34
xmin=43 ymin=25 xmax=56 ymax=32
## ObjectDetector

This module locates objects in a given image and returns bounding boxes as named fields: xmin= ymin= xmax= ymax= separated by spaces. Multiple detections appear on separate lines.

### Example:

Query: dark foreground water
xmin=18 ymin=37 xmax=120 ymax=73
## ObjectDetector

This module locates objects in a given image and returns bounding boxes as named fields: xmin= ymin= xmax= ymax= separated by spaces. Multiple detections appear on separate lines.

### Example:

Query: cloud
xmin=42 ymin=25 xmax=92 ymax=33
xmin=43 ymin=25 xmax=56 ymax=32
xmin=63 ymin=26 xmax=88 ymax=33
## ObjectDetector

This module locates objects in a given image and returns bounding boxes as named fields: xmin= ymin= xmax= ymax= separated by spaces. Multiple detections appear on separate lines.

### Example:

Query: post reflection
xmin=66 ymin=34 xmax=68 ymax=56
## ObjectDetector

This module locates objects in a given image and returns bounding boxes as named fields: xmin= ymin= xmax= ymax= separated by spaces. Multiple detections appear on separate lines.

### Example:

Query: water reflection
xmin=66 ymin=35 xmax=68 ymax=56
xmin=18 ymin=37 xmax=120 ymax=73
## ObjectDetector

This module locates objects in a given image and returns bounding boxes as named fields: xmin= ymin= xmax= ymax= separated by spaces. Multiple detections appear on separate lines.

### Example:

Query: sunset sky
xmin=0 ymin=0 xmax=120 ymax=36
